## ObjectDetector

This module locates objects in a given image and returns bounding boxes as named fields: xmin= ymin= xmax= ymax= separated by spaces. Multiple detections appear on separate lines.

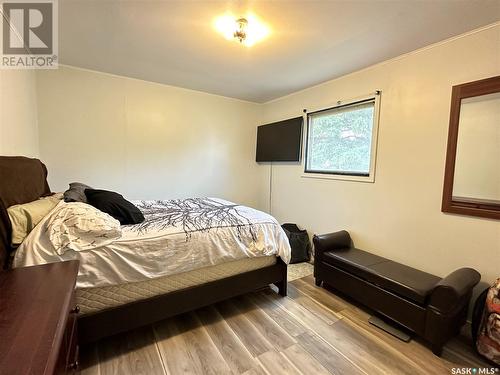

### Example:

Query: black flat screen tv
xmin=256 ymin=117 xmax=303 ymax=162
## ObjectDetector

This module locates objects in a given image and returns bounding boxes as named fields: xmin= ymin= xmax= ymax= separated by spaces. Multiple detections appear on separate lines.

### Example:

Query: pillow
xmin=7 ymin=193 xmax=63 ymax=245
xmin=85 ymin=189 xmax=145 ymax=225
xmin=64 ymin=182 xmax=93 ymax=203
xmin=48 ymin=202 xmax=122 ymax=255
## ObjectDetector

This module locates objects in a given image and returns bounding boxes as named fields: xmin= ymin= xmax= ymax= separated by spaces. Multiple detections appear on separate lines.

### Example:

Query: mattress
xmin=76 ymin=256 xmax=276 ymax=315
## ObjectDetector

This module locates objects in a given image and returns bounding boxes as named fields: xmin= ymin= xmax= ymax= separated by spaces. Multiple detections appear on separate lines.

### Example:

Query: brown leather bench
xmin=313 ymin=230 xmax=481 ymax=355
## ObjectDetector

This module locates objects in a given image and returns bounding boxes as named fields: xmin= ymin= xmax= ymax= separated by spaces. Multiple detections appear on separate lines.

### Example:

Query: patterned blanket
xmin=130 ymin=198 xmax=257 ymax=241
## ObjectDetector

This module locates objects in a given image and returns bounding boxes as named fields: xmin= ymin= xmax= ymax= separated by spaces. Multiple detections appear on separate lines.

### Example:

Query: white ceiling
xmin=59 ymin=0 xmax=500 ymax=103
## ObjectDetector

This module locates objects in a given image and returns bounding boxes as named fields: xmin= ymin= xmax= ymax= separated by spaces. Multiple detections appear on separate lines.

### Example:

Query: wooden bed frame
xmin=0 ymin=156 xmax=288 ymax=344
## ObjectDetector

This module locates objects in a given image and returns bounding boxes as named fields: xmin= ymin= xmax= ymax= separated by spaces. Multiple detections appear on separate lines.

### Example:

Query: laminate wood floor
xmin=79 ymin=275 xmax=492 ymax=375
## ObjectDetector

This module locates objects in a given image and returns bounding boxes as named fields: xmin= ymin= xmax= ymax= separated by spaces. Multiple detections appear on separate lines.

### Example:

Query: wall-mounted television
xmin=256 ymin=117 xmax=303 ymax=162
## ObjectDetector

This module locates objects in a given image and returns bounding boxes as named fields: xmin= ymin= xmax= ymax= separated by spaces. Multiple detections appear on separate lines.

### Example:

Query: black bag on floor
xmin=281 ymin=223 xmax=311 ymax=264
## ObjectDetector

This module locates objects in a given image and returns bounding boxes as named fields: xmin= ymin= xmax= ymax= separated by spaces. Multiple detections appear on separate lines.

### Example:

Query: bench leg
xmin=315 ymin=278 xmax=322 ymax=287
xmin=431 ymin=343 xmax=443 ymax=357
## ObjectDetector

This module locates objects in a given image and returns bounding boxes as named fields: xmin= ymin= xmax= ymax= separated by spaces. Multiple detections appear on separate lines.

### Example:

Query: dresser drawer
xmin=0 ymin=261 xmax=80 ymax=375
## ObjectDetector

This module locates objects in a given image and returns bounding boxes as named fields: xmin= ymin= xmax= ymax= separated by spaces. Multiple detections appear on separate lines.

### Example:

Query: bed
xmin=0 ymin=156 xmax=290 ymax=343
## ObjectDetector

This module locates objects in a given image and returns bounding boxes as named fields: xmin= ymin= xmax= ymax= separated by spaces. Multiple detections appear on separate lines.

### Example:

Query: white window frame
xmin=302 ymin=93 xmax=381 ymax=183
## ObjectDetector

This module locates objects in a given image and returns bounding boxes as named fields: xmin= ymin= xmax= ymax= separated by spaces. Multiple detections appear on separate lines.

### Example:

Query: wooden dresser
xmin=0 ymin=260 xmax=80 ymax=374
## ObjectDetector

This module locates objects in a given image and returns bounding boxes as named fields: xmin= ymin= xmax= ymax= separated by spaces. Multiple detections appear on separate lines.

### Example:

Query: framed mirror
xmin=442 ymin=75 xmax=500 ymax=220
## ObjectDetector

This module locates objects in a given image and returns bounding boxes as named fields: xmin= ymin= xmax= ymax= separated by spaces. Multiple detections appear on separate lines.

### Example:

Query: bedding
xmin=64 ymin=182 xmax=93 ymax=203
xmin=7 ymin=193 xmax=62 ymax=245
xmin=85 ymin=189 xmax=145 ymax=224
xmin=13 ymin=197 xmax=291 ymax=289
xmin=48 ymin=202 xmax=122 ymax=255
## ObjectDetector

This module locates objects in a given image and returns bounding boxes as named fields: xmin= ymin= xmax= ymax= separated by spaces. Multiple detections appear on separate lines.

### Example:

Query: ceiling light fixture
xmin=214 ymin=13 xmax=269 ymax=47
xmin=234 ymin=18 xmax=248 ymax=43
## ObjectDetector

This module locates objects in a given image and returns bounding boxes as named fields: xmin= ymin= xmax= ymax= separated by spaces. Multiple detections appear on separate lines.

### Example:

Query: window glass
xmin=305 ymin=100 xmax=375 ymax=176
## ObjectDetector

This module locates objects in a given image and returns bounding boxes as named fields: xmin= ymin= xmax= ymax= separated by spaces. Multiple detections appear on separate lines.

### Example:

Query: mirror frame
xmin=442 ymin=75 xmax=500 ymax=220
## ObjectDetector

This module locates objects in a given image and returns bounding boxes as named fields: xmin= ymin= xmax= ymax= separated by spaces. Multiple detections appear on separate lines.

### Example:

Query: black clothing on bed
xmin=84 ymin=189 xmax=144 ymax=225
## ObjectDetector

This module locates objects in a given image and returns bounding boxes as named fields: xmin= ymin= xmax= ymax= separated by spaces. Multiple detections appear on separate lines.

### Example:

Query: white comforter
xmin=13 ymin=197 xmax=291 ymax=289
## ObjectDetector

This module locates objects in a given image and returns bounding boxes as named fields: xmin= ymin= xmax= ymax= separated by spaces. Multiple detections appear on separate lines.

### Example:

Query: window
xmin=304 ymin=96 xmax=379 ymax=182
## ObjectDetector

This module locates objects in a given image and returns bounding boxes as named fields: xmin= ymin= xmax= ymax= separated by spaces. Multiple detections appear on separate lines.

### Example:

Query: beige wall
xmin=261 ymin=24 xmax=500 ymax=285
xmin=36 ymin=66 xmax=266 ymax=209
xmin=0 ymin=70 xmax=38 ymax=157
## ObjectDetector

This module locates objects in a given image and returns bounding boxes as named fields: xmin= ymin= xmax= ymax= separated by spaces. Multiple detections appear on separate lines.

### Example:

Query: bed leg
xmin=273 ymin=258 xmax=288 ymax=297
xmin=276 ymin=279 xmax=288 ymax=297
